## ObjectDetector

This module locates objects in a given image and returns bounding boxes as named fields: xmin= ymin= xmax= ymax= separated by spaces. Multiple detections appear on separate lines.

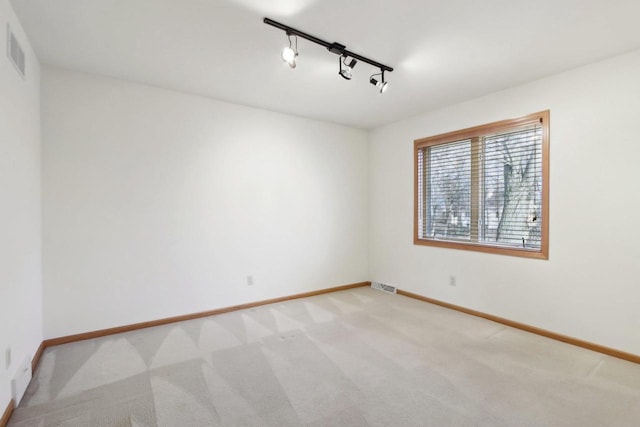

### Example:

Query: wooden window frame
xmin=414 ymin=111 xmax=549 ymax=259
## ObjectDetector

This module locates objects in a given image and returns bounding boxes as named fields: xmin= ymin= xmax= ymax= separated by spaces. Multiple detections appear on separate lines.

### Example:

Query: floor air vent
xmin=371 ymin=281 xmax=397 ymax=294
xmin=7 ymin=24 xmax=26 ymax=78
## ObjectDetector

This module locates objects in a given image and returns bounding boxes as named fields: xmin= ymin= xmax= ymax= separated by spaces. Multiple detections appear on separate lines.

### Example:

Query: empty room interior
xmin=2 ymin=0 xmax=640 ymax=426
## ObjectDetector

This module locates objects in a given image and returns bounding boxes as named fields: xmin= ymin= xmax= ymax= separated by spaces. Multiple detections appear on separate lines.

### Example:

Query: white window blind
xmin=482 ymin=125 xmax=542 ymax=249
xmin=415 ymin=111 xmax=548 ymax=258
xmin=419 ymin=140 xmax=472 ymax=241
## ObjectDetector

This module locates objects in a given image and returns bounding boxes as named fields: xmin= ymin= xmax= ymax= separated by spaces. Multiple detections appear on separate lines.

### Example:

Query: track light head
xmin=281 ymin=34 xmax=298 ymax=68
xmin=339 ymin=55 xmax=355 ymax=80
xmin=370 ymin=70 xmax=389 ymax=94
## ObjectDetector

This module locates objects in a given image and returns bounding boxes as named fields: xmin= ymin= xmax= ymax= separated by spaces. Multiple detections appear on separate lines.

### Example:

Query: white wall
xmin=0 ymin=0 xmax=42 ymax=408
xmin=369 ymin=49 xmax=640 ymax=355
xmin=42 ymin=67 xmax=369 ymax=339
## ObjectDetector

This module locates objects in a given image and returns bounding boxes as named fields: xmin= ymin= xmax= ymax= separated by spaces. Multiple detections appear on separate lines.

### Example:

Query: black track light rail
xmin=263 ymin=18 xmax=393 ymax=73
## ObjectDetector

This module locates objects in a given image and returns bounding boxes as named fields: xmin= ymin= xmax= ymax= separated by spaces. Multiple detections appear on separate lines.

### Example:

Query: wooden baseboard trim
xmin=398 ymin=289 xmax=640 ymax=365
xmin=31 ymin=341 xmax=46 ymax=374
xmin=43 ymin=281 xmax=370 ymax=348
xmin=0 ymin=399 xmax=14 ymax=427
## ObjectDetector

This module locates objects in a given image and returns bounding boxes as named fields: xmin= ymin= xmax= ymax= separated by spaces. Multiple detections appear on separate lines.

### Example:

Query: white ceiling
xmin=10 ymin=0 xmax=640 ymax=129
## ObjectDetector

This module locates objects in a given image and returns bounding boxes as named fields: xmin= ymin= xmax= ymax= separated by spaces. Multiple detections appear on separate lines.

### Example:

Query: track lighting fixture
xmin=281 ymin=34 xmax=298 ymax=68
xmin=264 ymin=17 xmax=393 ymax=93
xmin=369 ymin=70 xmax=389 ymax=94
xmin=339 ymin=56 xmax=357 ymax=80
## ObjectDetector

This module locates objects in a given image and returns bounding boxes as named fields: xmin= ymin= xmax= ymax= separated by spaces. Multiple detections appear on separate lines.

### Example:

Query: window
xmin=414 ymin=111 xmax=549 ymax=259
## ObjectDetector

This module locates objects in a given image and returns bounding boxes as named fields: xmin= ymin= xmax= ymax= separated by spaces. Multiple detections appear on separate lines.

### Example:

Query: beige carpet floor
xmin=9 ymin=287 xmax=640 ymax=426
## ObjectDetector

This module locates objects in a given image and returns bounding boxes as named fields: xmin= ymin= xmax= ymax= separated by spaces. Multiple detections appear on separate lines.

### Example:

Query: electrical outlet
xmin=5 ymin=347 xmax=11 ymax=370
xmin=247 ymin=275 xmax=254 ymax=286
xmin=449 ymin=276 xmax=457 ymax=287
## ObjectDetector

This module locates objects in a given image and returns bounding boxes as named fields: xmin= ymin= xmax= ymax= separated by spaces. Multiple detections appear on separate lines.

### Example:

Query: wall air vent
xmin=7 ymin=24 xmax=26 ymax=78
xmin=371 ymin=281 xmax=397 ymax=294
xmin=11 ymin=356 xmax=32 ymax=405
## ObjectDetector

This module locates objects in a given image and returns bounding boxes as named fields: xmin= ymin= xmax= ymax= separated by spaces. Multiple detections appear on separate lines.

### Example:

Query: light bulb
xmin=340 ymin=67 xmax=352 ymax=80
xmin=380 ymin=81 xmax=389 ymax=93
xmin=281 ymin=46 xmax=295 ymax=63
